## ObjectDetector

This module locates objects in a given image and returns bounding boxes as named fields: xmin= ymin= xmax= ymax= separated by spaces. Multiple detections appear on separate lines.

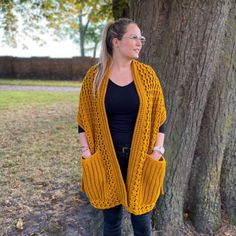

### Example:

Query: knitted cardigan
xmin=77 ymin=59 xmax=167 ymax=215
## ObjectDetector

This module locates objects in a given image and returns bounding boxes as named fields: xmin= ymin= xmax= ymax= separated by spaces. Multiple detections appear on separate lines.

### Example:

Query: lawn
xmin=0 ymin=90 xmax=78 ymax=110
xmin=0 ymin=79 xmax=82 ymax=87
xmin=0 ymin=90 xmax=93 ymax=235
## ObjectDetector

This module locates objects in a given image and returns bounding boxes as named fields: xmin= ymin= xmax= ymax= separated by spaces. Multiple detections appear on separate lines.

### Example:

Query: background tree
xmin=84 ymin=23 xmax=105 ymax=58
xmin=0 ymin=0 xmax=113 ymax=56
xmin=112 ymin=0 xmax=130 ymax=19
xmin=63 ymin=0 xmax=112 ymax=56
xmin=126 ymin=0 xmax=236 ymax=235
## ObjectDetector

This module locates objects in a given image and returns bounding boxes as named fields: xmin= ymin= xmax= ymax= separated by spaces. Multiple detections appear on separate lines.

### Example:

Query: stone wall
xmin=0 ymin=56 xmax=98 ymax=80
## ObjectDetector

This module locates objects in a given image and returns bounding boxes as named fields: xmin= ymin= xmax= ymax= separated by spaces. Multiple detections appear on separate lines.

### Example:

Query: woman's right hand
xmin=78 ymin=132 xmax=92 ymax=159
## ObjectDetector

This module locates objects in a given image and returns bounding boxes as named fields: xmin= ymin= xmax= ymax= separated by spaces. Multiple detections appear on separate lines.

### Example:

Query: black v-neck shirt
xmin=78 ymin=79 xmax=166 ymax=147
xmin=105 ymin=79 xmax=139 ymax=147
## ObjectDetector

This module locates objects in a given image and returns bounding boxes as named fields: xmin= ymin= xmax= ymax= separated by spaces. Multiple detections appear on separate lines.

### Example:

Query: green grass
xmin=0 ymin=78 xmax=82 ymax=87
xmin=0 ymin=91 xmax=79 ymax=110
xmin=0 ymin=91 xmax=82 ymax=235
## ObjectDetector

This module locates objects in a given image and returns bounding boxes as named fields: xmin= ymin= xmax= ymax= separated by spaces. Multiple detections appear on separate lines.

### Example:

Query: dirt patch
xmin=0 ymin=102 xmax=102 ymax=236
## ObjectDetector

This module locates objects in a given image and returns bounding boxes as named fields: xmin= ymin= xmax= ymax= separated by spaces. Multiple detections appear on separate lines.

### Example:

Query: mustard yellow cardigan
xmin=77 ymin=59 xmax=167 ymax=215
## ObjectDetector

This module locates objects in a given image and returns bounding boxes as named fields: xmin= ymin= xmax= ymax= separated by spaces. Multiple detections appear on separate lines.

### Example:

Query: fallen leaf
xmin=72 ymin=195 xmax=80 ymax=204
xmin=16 ymin=218 xmax=24 ymax=230
xmin=72 ymin=195 xmax=86 ymax=205
xmin=56 ymin=125 xmax=65 ymax=130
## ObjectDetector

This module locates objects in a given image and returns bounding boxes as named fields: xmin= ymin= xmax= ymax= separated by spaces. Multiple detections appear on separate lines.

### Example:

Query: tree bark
xmin=93 ymin=42 xmax=98 ymax=58
xmin=221 ymin=123 xmax=236 ymax=225
xmin=129 ymin=0 xmax=232 ymax=234
xmin=79 ymin=15 xmax=85 ymax=57
xmin=187 ymin=1 xmax=235 ymax=233
xmin=220 ymin=4 xmax=236 ymax=225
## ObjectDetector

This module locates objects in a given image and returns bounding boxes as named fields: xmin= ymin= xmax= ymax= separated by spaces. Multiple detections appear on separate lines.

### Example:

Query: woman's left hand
xmin=149 ymin=151 xmax=162 ymax=161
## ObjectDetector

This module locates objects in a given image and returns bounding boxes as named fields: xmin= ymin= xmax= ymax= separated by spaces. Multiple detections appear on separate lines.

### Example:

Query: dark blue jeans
xmin=103 ymin=149 xmax=152 ymax=236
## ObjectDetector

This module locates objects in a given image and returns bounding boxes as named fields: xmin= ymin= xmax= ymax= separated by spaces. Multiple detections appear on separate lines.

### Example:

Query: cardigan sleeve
xmin=76 ymin=65 xmax=97 ymax=152
xmin=148 ymin=65 xmax=167 ymax=149
xmin=150 ymin=66 xmax=167 ymax=127
xmin=76 ymin=65 xmax=96 ymax=129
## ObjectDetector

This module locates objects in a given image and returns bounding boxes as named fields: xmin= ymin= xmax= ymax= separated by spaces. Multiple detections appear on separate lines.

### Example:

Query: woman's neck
xmin=111 ymin=57 xmax=132 ymax=71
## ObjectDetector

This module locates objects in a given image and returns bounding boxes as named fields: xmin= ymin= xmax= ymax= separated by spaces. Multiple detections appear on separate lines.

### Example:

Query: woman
xmin=77 ymin=18 xmax=167 ymax=236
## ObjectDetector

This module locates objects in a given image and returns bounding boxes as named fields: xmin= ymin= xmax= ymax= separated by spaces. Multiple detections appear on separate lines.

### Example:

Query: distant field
xmin=0 ymin=79 xmax=82 ymax=87
xmin=0 ymin=90 xmax=79 ymax=110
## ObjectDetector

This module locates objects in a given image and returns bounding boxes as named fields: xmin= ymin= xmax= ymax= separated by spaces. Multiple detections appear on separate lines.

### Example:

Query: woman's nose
xmin=136 ymin=39 xmax=142 ymax=46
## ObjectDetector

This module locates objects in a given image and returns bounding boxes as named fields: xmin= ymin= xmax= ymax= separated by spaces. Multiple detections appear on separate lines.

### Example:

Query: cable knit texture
xmin=77 ymin=60 xmax=167 ymax=215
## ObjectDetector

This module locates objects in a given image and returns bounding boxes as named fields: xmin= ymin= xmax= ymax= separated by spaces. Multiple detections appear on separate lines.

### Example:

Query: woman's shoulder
xmin=133 ymin=60 xmax=160 ymax=85
xmin=81 ymin=63 xmax=99 ymax=86
xmin=84 ymin=64 xmax=98 ymax=78
xmin=133 ymin=60 xmax=158 ymax=76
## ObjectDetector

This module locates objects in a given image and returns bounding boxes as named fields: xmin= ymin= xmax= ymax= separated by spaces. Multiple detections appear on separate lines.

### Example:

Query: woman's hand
xmin=82 ymin=149 xmax=92 ymax=159
xmin=78 ymin=132 xmax=92 ymax=159
xmin=149 ymin=151 xmax=162 ymax=161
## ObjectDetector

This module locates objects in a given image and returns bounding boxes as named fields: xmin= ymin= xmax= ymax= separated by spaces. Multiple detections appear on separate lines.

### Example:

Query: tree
xmin=127 ymin=0 xmax=235 ymax=235
xmin=63 ymin=0 xmax=112 ymax=56
xmin=187 ymin=3 xmax=236 ymax=232
xmin=112 ymin=0 xmax=130 ymax=19
xmin=219 ymin=5 xmax=236 ymax=225
xmin=0 ymin=0 xmax=113 ymax=56
xmin=85 ymin=23 xmax=105 ymax=58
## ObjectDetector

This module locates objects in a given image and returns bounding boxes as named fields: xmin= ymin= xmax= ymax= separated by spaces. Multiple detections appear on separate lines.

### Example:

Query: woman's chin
xmin=133 ymin=54 xmax=139 ymax=59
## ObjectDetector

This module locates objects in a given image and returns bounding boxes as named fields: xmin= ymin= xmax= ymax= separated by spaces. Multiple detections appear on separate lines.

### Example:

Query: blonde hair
xmin=93 ymin=18 xmax=135 ymax=94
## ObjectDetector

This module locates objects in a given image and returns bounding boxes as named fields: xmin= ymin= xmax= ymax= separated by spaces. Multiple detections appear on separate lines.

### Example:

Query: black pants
xmin=103 ymin=149 xmax=152 ymax=236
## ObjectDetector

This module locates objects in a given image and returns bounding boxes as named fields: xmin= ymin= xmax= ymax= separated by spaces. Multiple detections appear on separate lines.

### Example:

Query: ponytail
xmin=93 ymin=18 xmax=135 ymax=94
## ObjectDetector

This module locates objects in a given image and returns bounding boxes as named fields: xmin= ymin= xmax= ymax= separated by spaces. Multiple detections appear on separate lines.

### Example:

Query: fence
xmin=0 ymin=56 xmax=98 ymax=80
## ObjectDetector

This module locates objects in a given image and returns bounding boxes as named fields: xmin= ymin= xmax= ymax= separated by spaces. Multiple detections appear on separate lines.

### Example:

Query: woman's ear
xmin=112 ymin=38 xmax=120 ymax=48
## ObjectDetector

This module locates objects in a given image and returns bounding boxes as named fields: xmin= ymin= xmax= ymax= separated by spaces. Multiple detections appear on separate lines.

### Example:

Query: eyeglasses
xmin=122 ymin=35 xmax=146 ymax=45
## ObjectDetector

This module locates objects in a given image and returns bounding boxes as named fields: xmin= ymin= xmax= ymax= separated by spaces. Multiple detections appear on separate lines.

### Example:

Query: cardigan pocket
xmin=140 ymin=154 xmax=166 ymax=205
xmin=81 ymin=151 xmax=106 ymax=201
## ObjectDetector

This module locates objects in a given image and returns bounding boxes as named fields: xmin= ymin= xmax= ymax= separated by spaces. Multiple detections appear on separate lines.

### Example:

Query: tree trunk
xmin=221 ymin=122 xmax=236 ymax=225
xmin=129 ymin=0 xmax=233 ymax=234
xmin=220 ymin=4 xmax=236 ymax=225
xmin=79 ymin=15 xmax=85 ymax=57
xmin=187 ymin=1 xmax=236 ymax=233
xmin=93 ymin=42 xmax=98 ymax=58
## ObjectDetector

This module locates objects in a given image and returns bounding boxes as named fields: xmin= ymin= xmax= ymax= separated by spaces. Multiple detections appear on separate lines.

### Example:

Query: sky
xmin=0 ymin=9 xmax=84 ymax=58
xmin=0 ymin=12 xmax=100 ymax=58
xmin=0 ymin=35 xmax=83 ymax=58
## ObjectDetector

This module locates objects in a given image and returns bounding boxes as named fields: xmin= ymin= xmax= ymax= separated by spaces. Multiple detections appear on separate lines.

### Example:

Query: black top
xmin=78 ymin=79 xmax=167 ymax=147
xmin=105 ymin=79 xmax=139 ymax=147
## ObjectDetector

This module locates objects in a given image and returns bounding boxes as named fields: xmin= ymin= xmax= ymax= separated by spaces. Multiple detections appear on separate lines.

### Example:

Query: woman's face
xmin=113 ymin=23 xmax=144 ymax=60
